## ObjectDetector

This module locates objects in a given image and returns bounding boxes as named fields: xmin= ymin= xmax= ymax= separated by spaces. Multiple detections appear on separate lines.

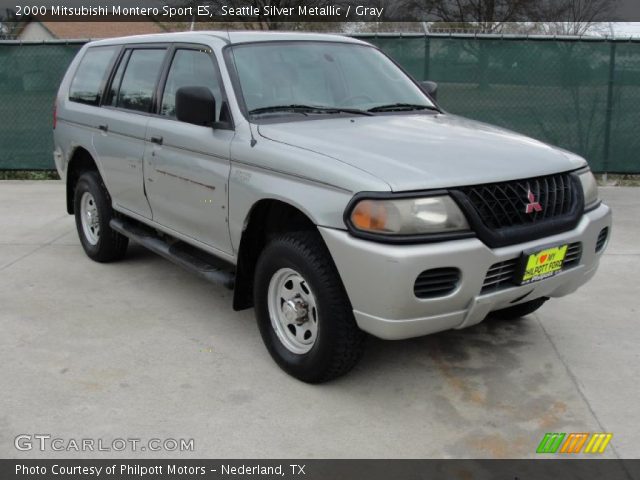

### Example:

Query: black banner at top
xmin=2 ymin=0 xmax=640 ymax=22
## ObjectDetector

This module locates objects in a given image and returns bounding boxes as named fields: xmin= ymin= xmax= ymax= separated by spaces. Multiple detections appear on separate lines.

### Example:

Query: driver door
xmin=143 ymin=45 xmax=234 ymax=254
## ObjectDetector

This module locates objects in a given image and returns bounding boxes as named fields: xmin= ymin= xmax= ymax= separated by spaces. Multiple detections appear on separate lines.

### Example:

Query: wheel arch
xmin=65 ymin=146 xmax=100 ymax=214
xmin=233 ymin=198 xmax=319 ymax=311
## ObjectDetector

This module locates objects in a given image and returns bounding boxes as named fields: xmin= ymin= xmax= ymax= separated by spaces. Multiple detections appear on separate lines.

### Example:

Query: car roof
xmin=87 ymin=30 xmax=370 ymax=48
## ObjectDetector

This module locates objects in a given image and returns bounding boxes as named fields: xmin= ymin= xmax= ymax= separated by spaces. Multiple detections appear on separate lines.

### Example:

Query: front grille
xmin=459 ymin=172 xmax=575 ymax=228
xmin=596 ymin=227 xmax=609 ymax=252
xmin=481 ymin=242 xmax=582 ymax=294
xmin=452 ymin=172 xmax=582 ymax=247
xmin=414 ymin=267 xmax=460 ymax=299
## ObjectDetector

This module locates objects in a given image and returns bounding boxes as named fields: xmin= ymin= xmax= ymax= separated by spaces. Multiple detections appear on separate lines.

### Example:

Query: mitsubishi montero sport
xmin=54 ymin=32 xmax=612 ymax=382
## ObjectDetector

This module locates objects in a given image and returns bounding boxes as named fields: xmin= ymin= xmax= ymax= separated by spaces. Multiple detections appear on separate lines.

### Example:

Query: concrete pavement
xmin=0 ymin=181 xmax=638 ymax=458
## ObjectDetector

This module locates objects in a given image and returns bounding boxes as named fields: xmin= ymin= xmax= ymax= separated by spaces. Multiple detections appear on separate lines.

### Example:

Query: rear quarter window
xmin=69 ymin=46 xmax=119 ymax=106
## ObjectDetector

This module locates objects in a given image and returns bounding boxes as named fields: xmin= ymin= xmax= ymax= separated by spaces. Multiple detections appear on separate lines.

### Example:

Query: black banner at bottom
xmin=2 ymin=459 xmax=640 ymax=480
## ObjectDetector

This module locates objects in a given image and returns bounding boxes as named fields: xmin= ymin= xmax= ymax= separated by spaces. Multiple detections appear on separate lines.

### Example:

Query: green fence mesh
xmin=362 ymin=35 xmax=640 ymax=173
xmin=0 ymin=42 xmax=83 ymax=169
xmin=0 ymin=36 xmax=639 ymax=172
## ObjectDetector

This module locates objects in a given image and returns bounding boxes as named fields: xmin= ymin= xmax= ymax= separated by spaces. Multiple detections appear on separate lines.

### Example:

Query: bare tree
xmin=0 ymin=8 xmax=21 ymax=39
xmin=401 ymin=0 xmax=616 ymax=34
xmin=407 ymin=0 xmax=554 ymax=33
xmin=510 ymin=0 xmax=618 ymax=36
xmin=398 ymin=1 xmax=543 ymax=87
xmin=392 ymin=0 xmax=616 ymax=89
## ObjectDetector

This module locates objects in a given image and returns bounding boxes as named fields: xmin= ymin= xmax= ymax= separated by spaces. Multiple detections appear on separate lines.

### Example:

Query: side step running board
xmin=110 ymin=218 xmax=235 ymax=289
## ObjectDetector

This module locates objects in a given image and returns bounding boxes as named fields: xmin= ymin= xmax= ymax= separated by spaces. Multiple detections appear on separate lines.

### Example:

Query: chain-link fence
xmin=0 ymin=41 xmax=83 ymax=169
xmin=1 ymin=35 xmax=639 ymax=172
xmin=359 ymin=34 xmax=640 ymax=173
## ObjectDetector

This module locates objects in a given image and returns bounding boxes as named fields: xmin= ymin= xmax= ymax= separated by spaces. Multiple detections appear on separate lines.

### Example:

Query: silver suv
xmin=54 ymin=31 xmax=611 ymax=382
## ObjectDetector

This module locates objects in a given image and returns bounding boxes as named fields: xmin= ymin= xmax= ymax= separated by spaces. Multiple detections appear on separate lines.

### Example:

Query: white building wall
xmin=18 ymin=22 xmax=56 ymax=41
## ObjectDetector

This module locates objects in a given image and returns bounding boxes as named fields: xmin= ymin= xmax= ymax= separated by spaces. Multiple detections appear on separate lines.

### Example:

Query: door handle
xmin=150 ymin=136 xmax=163 ymax=145
xmin=98 ymin=124 xmax=108 ymax=132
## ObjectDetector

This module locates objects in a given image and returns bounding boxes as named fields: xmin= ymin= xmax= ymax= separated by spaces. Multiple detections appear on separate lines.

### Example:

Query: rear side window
xmin=115 ymin=49 xmax=166 ymax=113
xmin=161 ymin=49 xmax=223 ymax=119
xmin=69 ymin=46 xmax=118 ymax=105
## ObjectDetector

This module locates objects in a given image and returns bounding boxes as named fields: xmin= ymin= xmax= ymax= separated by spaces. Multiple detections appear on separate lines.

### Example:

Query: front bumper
xmin=319 ymin=203 xmax=612 ymax=340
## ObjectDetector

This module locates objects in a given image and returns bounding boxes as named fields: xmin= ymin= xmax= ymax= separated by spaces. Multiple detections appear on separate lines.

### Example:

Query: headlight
xmin=577 ymin=169 xmax=599 ymax=209
xmin=347 ymin=195 xmax=469 ymax=236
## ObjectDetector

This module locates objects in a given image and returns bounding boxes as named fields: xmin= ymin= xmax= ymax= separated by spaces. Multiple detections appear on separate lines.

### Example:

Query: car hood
xmin=257 ymin=114 xmax=587 ymax=192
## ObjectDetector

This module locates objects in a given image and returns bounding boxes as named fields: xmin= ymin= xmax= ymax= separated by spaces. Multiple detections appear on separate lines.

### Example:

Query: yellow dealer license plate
xmin=519 ymin=244 xmax=568 ymax=285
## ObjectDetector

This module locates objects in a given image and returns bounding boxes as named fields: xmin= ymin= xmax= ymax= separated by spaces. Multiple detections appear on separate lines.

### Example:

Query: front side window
xmin=69 ymin=46 xmax=118 ymax=105
xmin=161 ymin=48 xmax=223 ymax=120
xmin=115 ymin=49 xmax=166 ymax=113
xmin=228 ymin=41 xmax=434 ymax=118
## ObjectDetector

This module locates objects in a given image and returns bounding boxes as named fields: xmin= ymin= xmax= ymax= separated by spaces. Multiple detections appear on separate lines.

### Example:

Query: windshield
xmin=228 ymin=41 xmax=435 ymax=118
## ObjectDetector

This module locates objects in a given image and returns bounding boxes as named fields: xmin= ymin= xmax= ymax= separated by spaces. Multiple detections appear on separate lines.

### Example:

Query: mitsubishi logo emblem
xmin=525 ymin=190 xmax=542 ymax=214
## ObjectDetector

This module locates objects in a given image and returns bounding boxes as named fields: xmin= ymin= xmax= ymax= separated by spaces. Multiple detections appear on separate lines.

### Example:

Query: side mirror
xmin=176 ymin=86 xmax=216 ymax=127
xmin=420 ymin=80 xmax=438 ymax=100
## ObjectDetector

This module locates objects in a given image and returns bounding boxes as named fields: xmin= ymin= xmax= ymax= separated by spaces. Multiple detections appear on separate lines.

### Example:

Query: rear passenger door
xmin=143 ymin=45 xmax=234 ymax=254
xmin=93 ymin=46 xmax=169 ymax=219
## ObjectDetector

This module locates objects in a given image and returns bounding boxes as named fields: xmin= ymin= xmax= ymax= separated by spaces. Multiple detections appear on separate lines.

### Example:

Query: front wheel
xmin=74 ymin=171 xmax=128 ymax=263
xmin=254 ymin=231 xmax=365 ymax=383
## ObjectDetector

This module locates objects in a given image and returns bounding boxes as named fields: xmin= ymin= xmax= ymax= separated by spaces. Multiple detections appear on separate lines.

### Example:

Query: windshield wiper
xmin=313 ymin=106 xmax=373 ymax=116
xmin=248 ymin=105 xmax=312 ymax=116
xmin=249 ymin=104 xmax=373 ymax=116
xmin=367 ymin=103 xmax=440 ymax=113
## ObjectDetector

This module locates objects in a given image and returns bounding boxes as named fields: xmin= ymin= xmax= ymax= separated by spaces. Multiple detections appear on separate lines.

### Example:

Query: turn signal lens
xmin=351 ymin=200 xmax=389 ymax=231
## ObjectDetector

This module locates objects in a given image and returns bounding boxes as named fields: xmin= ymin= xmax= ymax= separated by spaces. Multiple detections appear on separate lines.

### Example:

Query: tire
xmin=490 ymin=297 xmax=548 ymax=320
xmin=74 ymin=171 xmax=128 ymax=263
xmin=254 ymin=231 xmax=365 ymax=383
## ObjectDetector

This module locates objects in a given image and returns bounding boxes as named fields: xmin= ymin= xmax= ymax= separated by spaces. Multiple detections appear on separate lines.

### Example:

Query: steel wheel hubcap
xmin=267 ymin=268 xmax=318 ymax=354
xmin=80 ymin=192 xmax=100 ymax=245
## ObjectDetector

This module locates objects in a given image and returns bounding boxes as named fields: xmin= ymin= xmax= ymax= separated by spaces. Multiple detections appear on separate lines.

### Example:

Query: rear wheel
xmin=254 ymin=231 xmax=365 ymax=383
xmin=74 ymin=171 xmax=128 ymax=262
xmin=490 ymin=297 xmax=548 ymax=320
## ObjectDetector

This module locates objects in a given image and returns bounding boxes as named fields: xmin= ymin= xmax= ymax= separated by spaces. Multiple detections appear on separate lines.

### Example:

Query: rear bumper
xmin=319 ymin=203 xmax=612 ymax=340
